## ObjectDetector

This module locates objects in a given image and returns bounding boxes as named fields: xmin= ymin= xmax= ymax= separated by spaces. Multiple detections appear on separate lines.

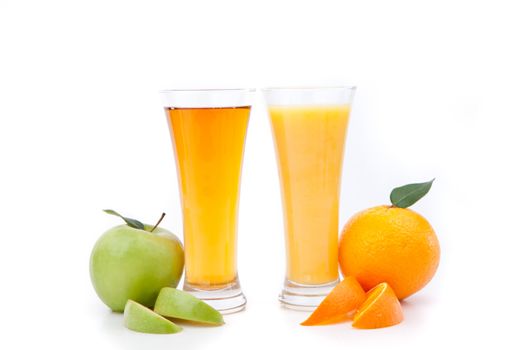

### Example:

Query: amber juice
xmin=166 ymin=106 xmax=250 ymax=288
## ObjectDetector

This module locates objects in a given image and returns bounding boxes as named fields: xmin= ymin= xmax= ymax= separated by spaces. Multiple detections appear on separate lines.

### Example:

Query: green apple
xmin=90 ymin=210 xmax=184 ymax=312
xmin=154 ymin=287 xmax=224 ymax=325
xmin=124 ymin=300 xmax=182 ymax=334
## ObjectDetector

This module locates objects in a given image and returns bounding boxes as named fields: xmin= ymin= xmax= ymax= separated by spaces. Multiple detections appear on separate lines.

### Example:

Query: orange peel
xmin=352 ymin=282 xmax=403 ymax=329
xmin=301 ymin=277 xmax=366 ymax=326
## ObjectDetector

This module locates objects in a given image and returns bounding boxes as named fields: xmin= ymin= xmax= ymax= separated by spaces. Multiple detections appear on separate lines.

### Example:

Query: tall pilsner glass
xmin=263 ymin=87 xmax=356 ymax=309
xmin=161 ymin=89 xmax=253 ymax=314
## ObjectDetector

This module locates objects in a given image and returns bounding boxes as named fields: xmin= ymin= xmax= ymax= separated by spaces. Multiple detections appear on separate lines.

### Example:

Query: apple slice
xmin=124 ymin=300 xmax=182 ymax=334
xmin=154 ymin=288 xmax=224 ymax=325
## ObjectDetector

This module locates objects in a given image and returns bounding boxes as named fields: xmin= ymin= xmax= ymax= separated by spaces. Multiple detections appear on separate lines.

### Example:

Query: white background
xmin=1 ymin=0 xmax=524 ymax=349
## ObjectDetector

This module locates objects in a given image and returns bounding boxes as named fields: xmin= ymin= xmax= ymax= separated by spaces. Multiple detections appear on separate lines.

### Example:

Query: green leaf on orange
xmin=390 ymin=179 xmax=434 ymax=208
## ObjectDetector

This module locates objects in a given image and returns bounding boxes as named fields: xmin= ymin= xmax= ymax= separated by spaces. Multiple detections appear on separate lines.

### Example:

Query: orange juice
xmin=269 ymin=105 xmax=350 ymax=285
xmin=166 ymin=106 xmax=250 ymax=287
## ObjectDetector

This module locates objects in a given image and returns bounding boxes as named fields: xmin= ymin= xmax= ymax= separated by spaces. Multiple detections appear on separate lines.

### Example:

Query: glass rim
xmin=262 ymin=86 xmax=356 ymax=106
xmin=261 ymin=86 xmax=356 ymax=92
xmin=160 ymin=88 xmax=256 ymax=94
xmin=160 ymin=88 xmax=255 ymax=108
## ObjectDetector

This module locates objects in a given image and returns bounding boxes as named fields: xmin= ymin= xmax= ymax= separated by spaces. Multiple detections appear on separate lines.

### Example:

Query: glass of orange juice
xmin=263 ymin=87 xmax=356 ymax=309
xmin=160 ymin=89 xmax=254 ymax=313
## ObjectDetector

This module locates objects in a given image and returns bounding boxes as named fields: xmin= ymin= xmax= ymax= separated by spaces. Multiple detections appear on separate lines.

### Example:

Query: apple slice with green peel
xmin=154 ymin=288 xmax=224 ymax=325
xmin=124 ymin=300 xmax=182 ymax=334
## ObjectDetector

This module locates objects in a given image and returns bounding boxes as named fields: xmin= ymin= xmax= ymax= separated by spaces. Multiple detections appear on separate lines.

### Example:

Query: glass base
xmin=183 ymin=277 xmax=246 ymax=314
xmin=279 ymin=279 xmax=340 ymax=311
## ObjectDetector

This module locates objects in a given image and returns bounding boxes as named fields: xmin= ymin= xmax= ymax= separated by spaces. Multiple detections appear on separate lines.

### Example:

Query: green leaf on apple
xmin=103 ymin=209 xmax=145 ymax=230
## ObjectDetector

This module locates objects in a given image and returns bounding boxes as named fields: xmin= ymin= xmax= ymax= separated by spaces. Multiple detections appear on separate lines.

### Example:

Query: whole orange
xmin=339 ymin=205 xmax=440 ymax=300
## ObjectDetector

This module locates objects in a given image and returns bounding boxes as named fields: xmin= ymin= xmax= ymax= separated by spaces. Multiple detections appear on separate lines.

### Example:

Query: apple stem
xmin=150 ymin=212 xmax=166 ymax=232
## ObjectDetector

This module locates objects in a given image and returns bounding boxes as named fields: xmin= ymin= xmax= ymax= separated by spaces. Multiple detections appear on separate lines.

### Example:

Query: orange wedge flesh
xmin=352 ymin=282 xmax=403 ymax=329
xmin=301 ymin=277 xmax=366 ymax=326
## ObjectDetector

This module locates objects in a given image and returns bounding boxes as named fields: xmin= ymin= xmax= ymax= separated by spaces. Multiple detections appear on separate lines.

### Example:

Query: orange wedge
xmin=352 ymin=282 xmax=403 ymax=329
xmin=301 ymin=277 xmax=366 ymax=326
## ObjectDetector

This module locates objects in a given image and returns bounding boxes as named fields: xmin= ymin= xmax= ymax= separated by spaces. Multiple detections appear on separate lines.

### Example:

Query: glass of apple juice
xmin=160 ymin=89 xmax=254 ymax=314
